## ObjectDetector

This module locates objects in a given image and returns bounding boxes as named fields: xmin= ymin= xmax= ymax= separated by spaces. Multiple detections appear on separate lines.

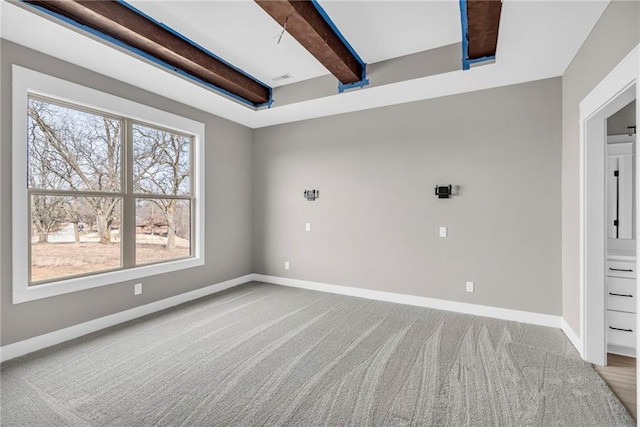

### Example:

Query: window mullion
xmin=190 ymin=136 xmax=195 ymax=257
xmin=122 ymin=119 xmax=136 ymax=269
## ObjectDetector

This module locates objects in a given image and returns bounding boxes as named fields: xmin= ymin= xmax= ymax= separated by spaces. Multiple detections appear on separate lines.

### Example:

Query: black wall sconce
xmin=304 ymin=189 xmax=319 ymax=201
xmin=434 ymin=185 xmax=453 ymax=199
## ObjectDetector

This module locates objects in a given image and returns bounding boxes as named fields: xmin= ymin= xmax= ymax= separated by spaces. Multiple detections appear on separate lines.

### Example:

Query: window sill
xmin=12 ymin=256 xmax=204 ymax=304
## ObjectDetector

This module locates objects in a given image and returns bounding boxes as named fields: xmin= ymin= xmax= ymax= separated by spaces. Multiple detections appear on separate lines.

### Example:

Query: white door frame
xmin=580 ymin=45 xmax=638 ymax=366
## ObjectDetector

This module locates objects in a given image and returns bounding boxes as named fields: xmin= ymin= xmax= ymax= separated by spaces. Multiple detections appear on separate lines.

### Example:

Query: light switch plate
xmin=439 ymin=227 xmax=447 ymax=237
xmin=305 ymin=223 xmax=311 ymax=231
xmin=134 ymin=283 xmax=142 ymax=295
xmin=466 ymin=281 xmax=474 ymax=293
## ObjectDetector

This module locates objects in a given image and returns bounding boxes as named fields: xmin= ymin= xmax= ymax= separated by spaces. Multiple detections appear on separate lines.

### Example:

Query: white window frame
xmin=12 ymin=65 xmax=205 ymax=303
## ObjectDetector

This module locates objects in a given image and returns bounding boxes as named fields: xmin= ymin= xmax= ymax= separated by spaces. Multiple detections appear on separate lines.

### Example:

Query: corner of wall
xmin=561 ymin=317 xmax=583 ymax=357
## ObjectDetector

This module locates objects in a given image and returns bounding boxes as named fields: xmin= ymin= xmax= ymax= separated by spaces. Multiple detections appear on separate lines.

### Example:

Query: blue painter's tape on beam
xmin=22 ymin=0 xmax=274 ymax=108
xmin=466 ymin=56 xmax=496 ymax=66
xmin=310 ymin=0 xmax=369 ymax=91
xmin=459 ymin=0 xmax=471 ymax=70
xmin=338 ymin=78 xmax=370 ymax=94
xmin=337 ymin=64 xmax=369 ymax=93
xmin=309 ymin=0 xmax=365 ymax=66
xmin=459 ymin=0 xmax=496 ymax=71
xmin=116 ymin=1 xmax=272 ymax=91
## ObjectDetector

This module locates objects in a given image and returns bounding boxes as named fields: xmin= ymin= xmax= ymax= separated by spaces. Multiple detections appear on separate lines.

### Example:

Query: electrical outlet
xmin=439 ymin=227 xmax=447 ymax=237
xmin=466 ymin=281 xmax=474 ymax=293
xmin=134 ymin=283 xmax=142 ymax=295
xmin=305 ymin=223 xmax=311 ymax=231
xmin=285 ymin=261 xmax=290 ymax=270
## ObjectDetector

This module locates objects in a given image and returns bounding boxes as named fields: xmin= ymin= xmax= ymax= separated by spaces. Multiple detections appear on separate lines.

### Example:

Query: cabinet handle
xmin=609 ymin=268 xmax=634 ymax=272
xmin=609 ymin=292 xmax=634 ymax=298
xmin=609 ymin=326 xmax=633 ymax=332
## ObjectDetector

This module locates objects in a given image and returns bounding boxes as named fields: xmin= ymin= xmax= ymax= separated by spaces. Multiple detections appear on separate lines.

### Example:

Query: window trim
xmin=12 ymin=65 xmax=205 ymax=304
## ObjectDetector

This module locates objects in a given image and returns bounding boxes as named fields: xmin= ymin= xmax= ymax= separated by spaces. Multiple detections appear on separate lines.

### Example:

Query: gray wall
xmin=253 ymin=78 xmax=563 ymax=315
xmin=0 ymin=40 xmax=254 ymax=346
xmin=561 ymin=0 xmax=640 ymax=334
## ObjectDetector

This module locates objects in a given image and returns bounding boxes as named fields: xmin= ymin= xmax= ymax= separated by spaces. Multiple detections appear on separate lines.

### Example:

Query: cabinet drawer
xmin=607 ymin=260 xmax=636 ymax=278
xmin=607 ymin=310 xmax=636 ymax=348
xmin=607 ymin=277 xmax=637 ymax=313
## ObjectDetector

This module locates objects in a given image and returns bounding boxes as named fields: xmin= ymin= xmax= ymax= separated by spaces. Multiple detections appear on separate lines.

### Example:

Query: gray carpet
xmin=1 ymin=282 xmax=634 ymax=426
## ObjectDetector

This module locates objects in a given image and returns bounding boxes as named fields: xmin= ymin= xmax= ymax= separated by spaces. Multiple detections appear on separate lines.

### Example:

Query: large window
xmin=13 ymin=66 xmax=205 ymax=303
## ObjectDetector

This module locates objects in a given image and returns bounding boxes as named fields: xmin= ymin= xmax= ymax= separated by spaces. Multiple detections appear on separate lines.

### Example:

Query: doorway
xmin=581 ymin=46 xmax=638 ymax=366
xmin=600 ymin=102 xmax=637 ymax=421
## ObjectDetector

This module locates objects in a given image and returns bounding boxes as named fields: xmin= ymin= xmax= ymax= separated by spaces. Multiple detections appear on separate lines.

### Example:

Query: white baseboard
xmin=253 ymin=274 xmax=562 ymax=329
xmin=0 ymin=274 xmax=253 ymax=362
xmin=560 ymin=318 xmax=583 ymax=357
xmin=0 ymin=273 xmax=582 ymax=363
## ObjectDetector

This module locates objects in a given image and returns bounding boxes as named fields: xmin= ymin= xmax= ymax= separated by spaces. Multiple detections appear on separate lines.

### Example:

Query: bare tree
xmin=28 ymin=99 xmax=122 ymax=244
xmin=173 ymin=201 xmax=190 ymax=241
xmin=28 ymin=107 xmax=68 ymax=243
xmin=133 ymin=125 xmax=190 ymax=250
xmin=30 ymin=196 xmax=67 ymax=243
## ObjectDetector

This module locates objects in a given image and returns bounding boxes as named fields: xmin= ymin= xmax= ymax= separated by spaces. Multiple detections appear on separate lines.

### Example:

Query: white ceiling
xmin=1 ymin=0 xmax=610 ymax=128
xmin=297 ymin=1 xmax=463 ymax=64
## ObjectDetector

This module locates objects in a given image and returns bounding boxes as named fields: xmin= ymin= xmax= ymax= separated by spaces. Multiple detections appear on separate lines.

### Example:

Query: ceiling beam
xmin=255 ymin=0 xmax=364 ymax=85
xmin=24 ymin=0 xmax=271 ymax=106
xmin=461 ymin=0 xmax=502 ymax=69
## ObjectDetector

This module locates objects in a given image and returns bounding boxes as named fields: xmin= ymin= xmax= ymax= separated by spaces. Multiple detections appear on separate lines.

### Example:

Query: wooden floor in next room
xmin=595 ymin=353 xmax=637 ymax=421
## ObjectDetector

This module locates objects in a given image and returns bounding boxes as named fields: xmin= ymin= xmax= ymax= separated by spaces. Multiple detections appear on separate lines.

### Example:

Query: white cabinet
xmin=606 ymin=255 xmax=637 ymax=357
xmin=608 ymin=311 xmax=636 ymax=349
xmin=607 ymin=277 xmax=636 ymax=312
